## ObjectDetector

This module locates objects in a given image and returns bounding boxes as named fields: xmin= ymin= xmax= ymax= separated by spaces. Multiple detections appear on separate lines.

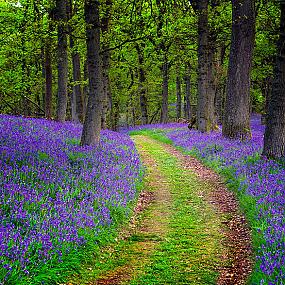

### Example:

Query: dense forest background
xmin=0 ymin=0 xmax=278 ymax=122
xmin=0 ymin=0 xmax=283 ymax=155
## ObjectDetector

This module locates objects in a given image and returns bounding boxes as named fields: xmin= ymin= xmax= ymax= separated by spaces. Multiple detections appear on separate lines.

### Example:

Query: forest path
xmin=71 ymin=134 xmax=252 ymax=285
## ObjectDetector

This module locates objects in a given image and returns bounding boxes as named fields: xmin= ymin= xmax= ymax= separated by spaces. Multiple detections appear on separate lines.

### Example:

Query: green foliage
xmin=0 ymin=0 xmax=280 ymax=121
xmin=37 ymin=151 xmax=51 ymax=162
xmin=65 ymin=137 xmax=80 ymax=145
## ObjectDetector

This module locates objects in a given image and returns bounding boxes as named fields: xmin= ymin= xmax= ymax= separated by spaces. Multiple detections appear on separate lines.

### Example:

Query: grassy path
xmin=68 ymin=134 xmax=252 ymax=285
xmin=128 ymin=135 xmax=226 ymax=284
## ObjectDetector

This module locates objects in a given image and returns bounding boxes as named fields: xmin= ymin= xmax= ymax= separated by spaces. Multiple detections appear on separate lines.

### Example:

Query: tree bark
xmin=176 ymin=67 xmax=182 ymax=120
xmin=160 ymin=56 xmax=169 ymax=123
xmin=68 ymin=1 xmax=84 ymax=123
xmin=222 ymin=0 xmax=255 ymax=140
xmin=83 ymin=61 xmax=88 ymax=116
xmin=261 ymin=76 xmax=272 ymax=125
xmin=45 ymin=43 xmax=53 ymax=119
xmin=135 ymin=44 xmax=148 ymax=125
xmin=197 ymin=0 xmax=215 ymax=132
xmin=101 ymin=0 xmax=112 ymax=129
xmin=207 ymin=38 xmax=217 ymax=128
xmin=139 ymin=68 xmax=148 ymax=125
xmin=214 ymin=45 xmax=226 ymax=124
xmin=55 ymin=0 xmax=68 ymax=122
xmin=71 ymin=50 xmax=84 ymax=122
xmin=80 ymin=0 xmax=102 ymax=146
xmin=263 ymin=4 xmax=285 ymax=159
xmin=101 ymin=52 xmax=111 ymax=129
xmin=184 ymin=63 xmax=191 ymax=120
xmin=67 ymin=1 xmax=81 ymax=122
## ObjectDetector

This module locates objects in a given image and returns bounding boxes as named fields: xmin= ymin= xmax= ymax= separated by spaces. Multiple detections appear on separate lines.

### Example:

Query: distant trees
xmin=0 ymin=0 xmax=282 ymax=152
xmin=222 ymin=0 xmax=256 ymax=140
xmin=263 ymin=3 xmax=285 ymax=159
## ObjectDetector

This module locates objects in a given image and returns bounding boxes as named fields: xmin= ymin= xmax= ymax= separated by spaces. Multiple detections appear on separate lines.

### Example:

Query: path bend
xmin=70 ymin=134 xmax=253 ymax=285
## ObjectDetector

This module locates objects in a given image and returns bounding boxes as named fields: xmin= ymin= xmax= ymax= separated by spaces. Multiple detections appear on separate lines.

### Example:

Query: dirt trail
xmin=81 ymin=135 xmax=252 ymax=285
xmin=95 ymin=137 xmax=173 ymax=285
xmin=162 ymin=142 xmax=253 ymax=285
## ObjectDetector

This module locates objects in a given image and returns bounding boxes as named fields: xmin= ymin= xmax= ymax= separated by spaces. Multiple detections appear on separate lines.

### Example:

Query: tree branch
xmin=21 ymin=95 xmax=45 ymax=113
xmin=100 ymin=36 xmax=146 ymax=54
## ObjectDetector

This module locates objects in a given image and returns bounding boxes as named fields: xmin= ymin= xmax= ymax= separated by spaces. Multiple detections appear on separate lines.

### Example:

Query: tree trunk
xmin=160 ymin=56 xmax=169 ymax=123
xmin=176 ymin=67 xmax=182 ymax=120
xmin=45 ymin=43 xmax=53 ymax=119
xmin=215 ymin=84 xmax=224 ymax=124
xmin=80 ymin=0 xmax=102 ymax=146
xmin=110 ymin=97 xmax=119 ymax=131
xmin=68 ymin=1 xmax=84 ymax=123
xmin=207 ymin=39 xmax=217 ymax=128
xmin=83 ymin=61 xmax=88 ymax=116
xmin=101 ymin=52 xmax=111 ymax=129
xmin=108 ymin=86 xmax=114 ymax=130
xmin=101 ymin=0 xmax=112 ymax=129
xmin=55 ymin=0 xmax=68 ymax=122
xmin=222 ymin=0 xmax=255 ymax=140
xmin=70 ymin=39 xmax=84 ymax=123
xmin=263 ymin=4 xmax=285 ymax=159
xmin=136 ymin=44 xmax=148 ymax=125
xmin=261 ymin=76 xmax=272 ymax=125
xmin=184 ymin=63 xmax=191 ymax=120
xmin=214 ymin=44 xmax=226 ymax=124
xmin=197 ymin=0 xmax=214 ymax=132
xmin=71 ymin=51 xmax=84 ymax=122
xmin=139 ymin=66 xmax=148 ymax=125
xmin=131 ymin=92 xmax=136 ymax=127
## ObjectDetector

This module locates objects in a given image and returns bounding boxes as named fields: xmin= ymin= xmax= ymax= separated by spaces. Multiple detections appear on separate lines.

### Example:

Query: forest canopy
xmin=0 ymin=0 xmax=278 ymax=122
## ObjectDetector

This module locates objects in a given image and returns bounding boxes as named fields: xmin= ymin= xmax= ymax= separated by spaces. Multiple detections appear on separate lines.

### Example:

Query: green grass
xmin=129 ymin=135 xmax=226 ymax=284
xmin=65 ymin=133 xmax=227 ymax=284
xmin=129 ymin=129 xmax=174 ymax=145
xmin=16 ymin=227 xmax=120 ymax=285
xmin=136 ymin=130 xmax=266 ymax=284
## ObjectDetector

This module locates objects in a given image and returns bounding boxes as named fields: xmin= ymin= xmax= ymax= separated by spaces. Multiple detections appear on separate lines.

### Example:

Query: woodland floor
xmin=68 ymin=135 xmax=253 ymax=285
